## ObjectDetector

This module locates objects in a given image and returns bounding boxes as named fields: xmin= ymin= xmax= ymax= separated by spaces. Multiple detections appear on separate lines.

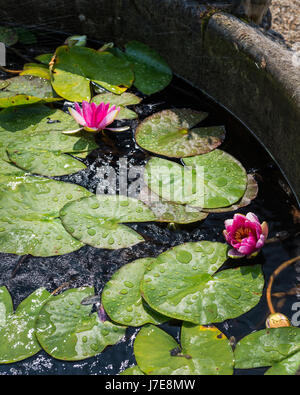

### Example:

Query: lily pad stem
xmin=266 ymin=255 xmax=300 ymax=314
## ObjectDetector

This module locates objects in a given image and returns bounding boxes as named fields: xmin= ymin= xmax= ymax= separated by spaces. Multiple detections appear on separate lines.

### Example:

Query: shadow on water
xmin=0 ymin=27 xmax=300 ymax=375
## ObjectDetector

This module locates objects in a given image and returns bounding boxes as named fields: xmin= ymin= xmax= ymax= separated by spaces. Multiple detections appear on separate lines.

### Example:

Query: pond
xmin=0 ymin=27 xmax=299 ymax=375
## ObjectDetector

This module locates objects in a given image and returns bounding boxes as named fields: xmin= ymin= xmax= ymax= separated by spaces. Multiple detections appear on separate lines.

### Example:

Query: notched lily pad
xmin=0 ymin=75 xmax=61 ymax=107
xmin=141 ymin=241 xmax=264 ymax=324
xmin=0 ymin=288 xmax=50 ymax=363
xmin=36 ymin=287 xmax=126 ymax=361
xmin=0 ymin=177 xmax=91 ymax=256
xmin=102 ymin=258 xmax=169 ymax=326
xmin=92 ymin=92 xmax=142 ymax=120
xmin=136 ymin=108 xmax=225 ymax=158
xmin=51 ymin=45 xmax=134 ymax=101
xmin=134 ymin=324 xmax=234 ymax=375
xmin=60 ymin=194 xmax=157 ymax=250
xmin=234 ymin=327 xmax=300 ymax=375
xmin=144 ymin=150 xmax=247 ymax=209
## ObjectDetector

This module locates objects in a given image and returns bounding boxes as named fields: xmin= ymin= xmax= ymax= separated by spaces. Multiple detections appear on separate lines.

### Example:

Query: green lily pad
xmin=60 ymin=194 xmax=157 ymax=250
xmin=139 ymin=186 xmax=208 ymax=224
xmin=144 ymin=150 xmax=247 ymax=209
xmin=0 ymin=287 xmax=13 ymax=327
xmin=0 ymin=288 xmax=50 ymax=363
xmin=0 ymin=75 xmax=61 ymax=107
xmin=20 ymin=63 xmax=51 ymax=80
xmin=0 ymin=26 xmax=18 ymax=47
xmin=123 ymin=41 xmax=173 ymax=95
xmin=92 ymin=92 xmax=142 ymax=120
xmin=0 ymin=104 xmax=92 ymax=161
xmin=136 ymin=109 xmax=225 ymax=158
xmin=234 ymin=327 xmax=300 ymax=375
xmin=7 ymin=146 xmax=87 ymax=176
xmin=102 ymin=258 xmax=169 ymax=326
xmin=36 ymin=287 xmax=126 ymax=361
xmin=51 ymin=46 xmax=134 ymax=101
xmin=0 ymin=177 xmax=91 ymax=256
xmin=120 ymin=365 xmax=145 ymax=375
xmin=141 ymin=241 xmax=264 ymax=324
xmin=35 ymin=53 xmax=53 ymax=65
xmin=134 ymin=324 xmax=234 ymax=375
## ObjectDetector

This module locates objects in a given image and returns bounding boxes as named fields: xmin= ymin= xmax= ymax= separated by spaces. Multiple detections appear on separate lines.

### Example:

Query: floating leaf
xmin=234 ymin=327 xmax=300 ymax=375
xmin=0 ymin=26 xmax=18 ymax=47
xmin=35 ymin=53 xmax=53 ymax=65
xmin=51 ymin=46 xmax=134 ymax=101
xmin=203 ymin=175 xmax=258 ymax=213
xmin=136 ymin=109 xmax=225 ymax=158
xmin=0 ymin=177 xmax=91 ymax=256
xmin=7 ymin=146 xmax=87 ymax=176
xmin=36 ymin=287 xmax=126 ymax=361
xmin=0 ymin=287 xmax=13 ymax=327
xmin=141 ymin=241 xmax=264 ymax=324
xmin=92 ymin=92 xmax=142 ymax=120
xmin=134 ymin=324 xmax=234 ymax=375
xmin=0 ymin=104 xmax=89 ymax=160
xmin=20 ymin=63 xmax=51 ymax=80
xmin=120 ymin=365 xmax=145 ymax=375
xmin=60 ymin=194 xmax=156 ymax=250
xmin=0 ymin=288 xmax=50 ymax=363
xmin=0 ymin=75 xmax=61 ymax=107
xmin=144 ymin=150 xmax=247 ymax=209
xmin=139 ymin=186 xmax=208 ymax=224
xmin=123 ymin=41 xmax=173 ymax=95
xmin=102 ymin=258 xmax=169 ymax=326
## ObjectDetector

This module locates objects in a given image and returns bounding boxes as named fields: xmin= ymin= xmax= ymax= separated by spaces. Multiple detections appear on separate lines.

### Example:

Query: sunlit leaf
xmin=20 ymin=63 xmax=51 ymax=80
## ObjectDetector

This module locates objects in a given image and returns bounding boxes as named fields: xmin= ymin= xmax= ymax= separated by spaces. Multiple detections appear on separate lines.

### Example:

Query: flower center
xmin=234 ymin=227 xmax=251 ymax=243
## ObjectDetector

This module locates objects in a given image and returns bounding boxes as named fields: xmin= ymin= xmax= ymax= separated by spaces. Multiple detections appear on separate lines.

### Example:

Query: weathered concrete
xmin=1 ymin=0 xmax=300 ymax=201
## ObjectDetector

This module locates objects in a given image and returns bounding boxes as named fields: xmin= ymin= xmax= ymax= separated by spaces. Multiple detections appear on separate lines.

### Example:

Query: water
xmin=0 ymin=27 xmax=300 ymax=375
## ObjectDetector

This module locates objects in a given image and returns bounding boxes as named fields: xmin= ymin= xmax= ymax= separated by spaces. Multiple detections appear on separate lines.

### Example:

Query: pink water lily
xmin=223 ymin=212 xmax=268 ymax=259
xmin=64 ymin=101 xmax=124 ymax=134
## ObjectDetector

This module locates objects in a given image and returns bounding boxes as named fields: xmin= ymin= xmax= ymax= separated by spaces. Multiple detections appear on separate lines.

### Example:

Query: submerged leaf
xmin=60 ymin=194 xmax=156 ymax=250
xmin=102 ymin=258 xmax=169 ymax=326
xmin=136 ymin=108 xmax=225 ymax=158
xmin=234 ymin=327 xmax=300 ymax=375
xmin=0 ymin=288 xmax=50 ymax=363
xmin=36 ymin=287 xmax=126 ymax=361
xmin=0 ymin=26 xmax=18 ymax=47
xmin=141 ymin=241 xmax=264 ymax=324
xmin=134 ymin=324 xmax=234 ymax=375
xmin=51 ymin=46 xmax=134 ymax=101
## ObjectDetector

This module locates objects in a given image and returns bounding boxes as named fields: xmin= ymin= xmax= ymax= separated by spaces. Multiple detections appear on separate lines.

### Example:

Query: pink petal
xmin=82 ymin=101 xmax=94 ymax=127
xmin=261 ymin=221 xmax=269 ymax=239
xmin=98 ymin=107 xmax=120 ymax=129
xmin=69 ymin=107 xmax=86 ymax=127
xmin=246 ymin=212 xmax=260 ymax=224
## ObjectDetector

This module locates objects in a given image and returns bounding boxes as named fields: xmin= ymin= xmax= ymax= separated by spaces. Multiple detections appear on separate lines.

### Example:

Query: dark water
xmin=0 ymin=27 xmax=300 ymax=375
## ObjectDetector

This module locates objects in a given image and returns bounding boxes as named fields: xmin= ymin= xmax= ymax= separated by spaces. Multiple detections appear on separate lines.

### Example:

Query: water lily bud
xmin=266 ymin=313 xmax=291 ymax=328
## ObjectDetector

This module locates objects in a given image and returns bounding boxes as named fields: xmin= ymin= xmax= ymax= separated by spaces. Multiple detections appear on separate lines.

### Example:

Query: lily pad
xmin=35 ymin=53 xmax=53 ymax=65
xmin=139 ymin=186 xmax=208 ymax=224
xmin=0 ymin=75 xmax=61 ymax=107
xmin=36 ymin=287 xmax=126 ymax=361
xmin=203 ymin=175 xmax=258 ymax=213
xmin=144 ymin=150 xmax=247 ymax=209
xmin=136 ymin=109 xmax=225 ymax=158
xmin=60 ymin=194 xmax=157 ymax=250
xmin=51 ymin=46 xmax=134 ymax=101
xmin=120 ymin=365 xmax=145 ymax=375
xmin=234 ymin=327 xmax=300 ymax=375
xmin=0 ymin=104 xmax=92 ymax=161
xmin=92 ymin=92 xmax=142 ymax=120
xmin=0 ymin=26 xmax=18 ymax=47
xmin=20 ymin=63 xmax=51 ymax=80
xmin=134 ymin=324 xmax=234 ymax=375
xmin=0 ymin=288 xmax=50 ymax=363
xmin=123 ymin=41 xmax=173 ymax=95
xmin=140 ymin=241 xmax=264 ymax=324
xmin=102 ymin=258 xmax=169 ymax=326
xmin=0 ymin=177 xmax=91 ymax=256
xmin=7 ymin=146 xmax=87 ymax=176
